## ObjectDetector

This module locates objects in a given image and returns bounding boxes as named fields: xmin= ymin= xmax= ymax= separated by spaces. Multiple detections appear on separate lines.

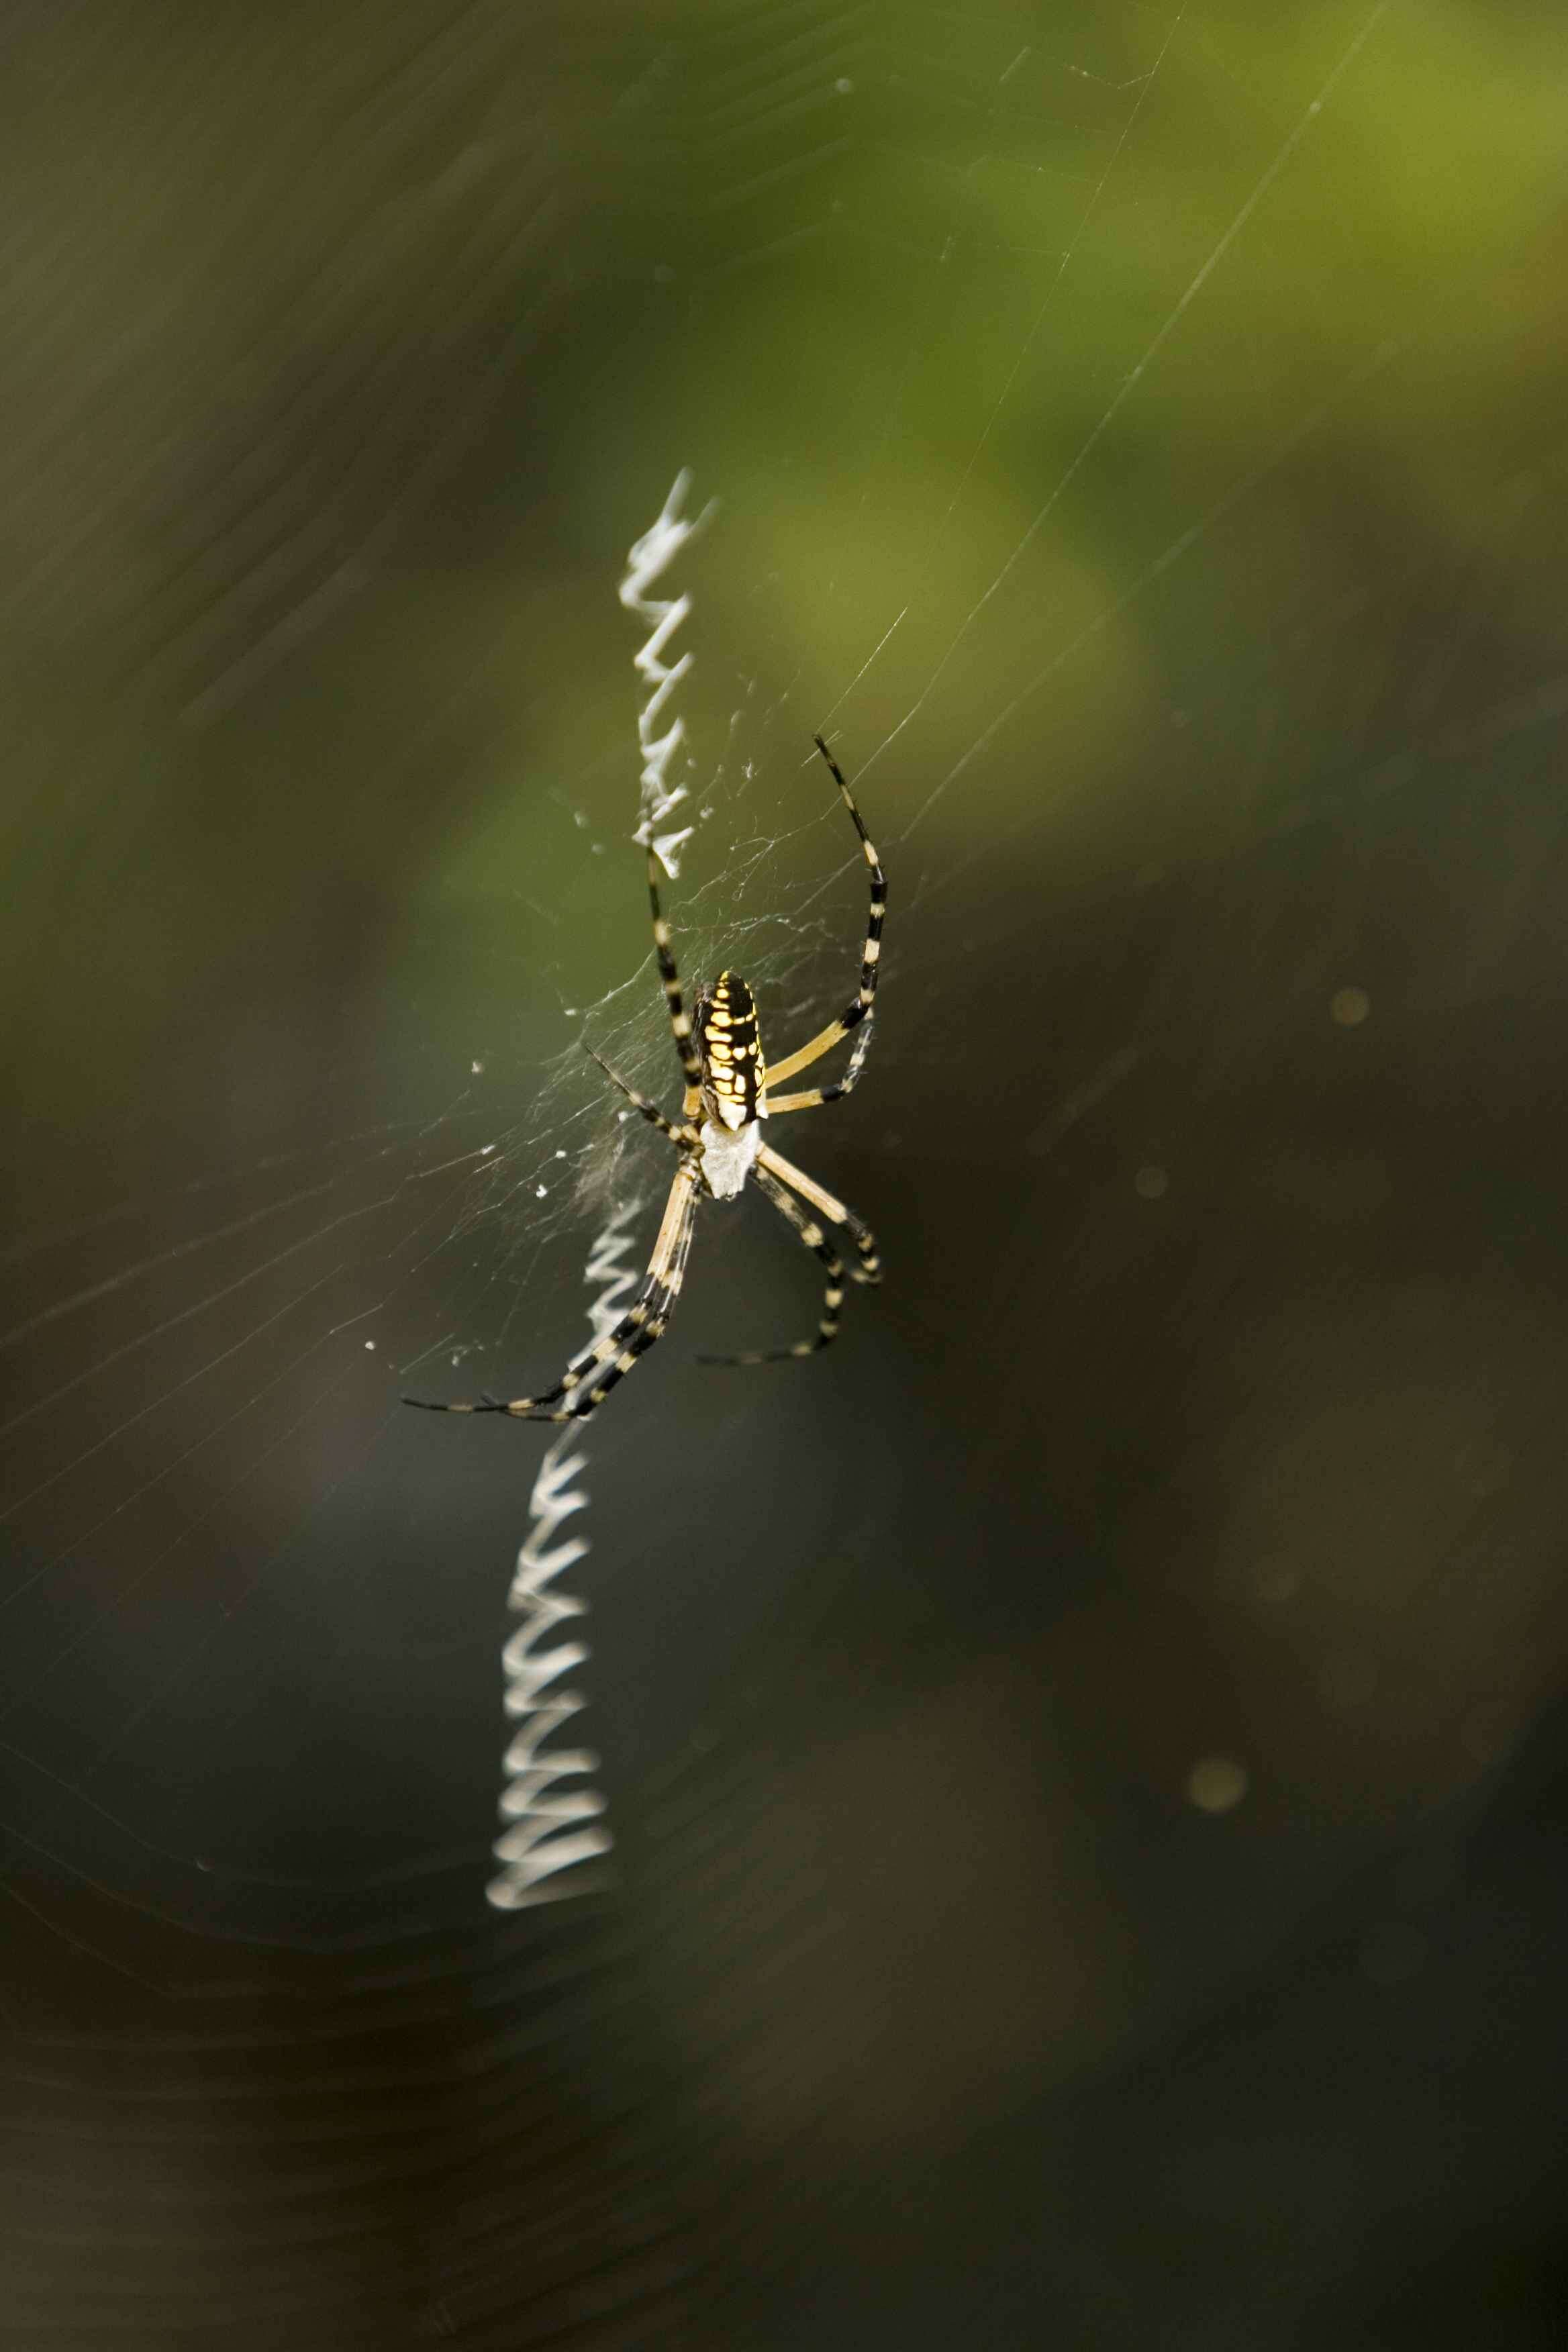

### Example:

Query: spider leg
xmin=696 ymin=1166 xmax=848 ymax=1365
xmin=763 ymin=735 xmax=885 ymax=1092
xmin=762 ymin=1015 xmax=875 ymax=1114
xmin=646 ymin=848 xmax=706 ymax=1093
xmin=585 ymin=1046 xmax=698 ymax=1147
xmin=403 ymin=1160 xmax=701 ymax=1423
xmin=755 ymin=1141 xmax=881 ymax=1286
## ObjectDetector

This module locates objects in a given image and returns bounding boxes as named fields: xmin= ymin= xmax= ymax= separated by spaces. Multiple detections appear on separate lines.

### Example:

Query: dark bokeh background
xmin=4 ymin=3 xmax=1568 ymax=2344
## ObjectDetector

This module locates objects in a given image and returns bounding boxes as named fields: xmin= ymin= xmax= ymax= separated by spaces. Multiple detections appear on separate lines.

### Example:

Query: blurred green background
xmin=3 ymin=2 xmax=1567 ymax=2345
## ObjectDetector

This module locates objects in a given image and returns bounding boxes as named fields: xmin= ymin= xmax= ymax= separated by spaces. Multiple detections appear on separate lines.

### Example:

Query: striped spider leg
xmin=405 ymin=1159 xmax=699 ymax=1422
xmin=584 ymin=1047 xmax=698 ymax=1150
xmin=696 ymin=1145 xmax=882 ymax=1365
xmin=644 ymin=843 xmax=705 ymax=1097
xmin=757 ymin=1142 xmax=882 ymax=1289
xmin=759 ymin=735 xmax=886 ymax=1114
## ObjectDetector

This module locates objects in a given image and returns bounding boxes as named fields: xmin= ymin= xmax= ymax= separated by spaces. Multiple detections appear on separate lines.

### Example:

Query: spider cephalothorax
xmin=406 ymin=734 xmax=885 ymax=1424
xmin=696 ymin=971 xmax=767 ymax=1130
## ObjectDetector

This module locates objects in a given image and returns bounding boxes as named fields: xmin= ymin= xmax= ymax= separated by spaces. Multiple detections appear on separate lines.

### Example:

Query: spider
xmin=405 ymin=735 xmax=885 ymax=1426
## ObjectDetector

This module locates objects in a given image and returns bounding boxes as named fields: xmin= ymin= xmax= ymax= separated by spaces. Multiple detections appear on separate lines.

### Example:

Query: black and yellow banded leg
xmin=647 ymin=848 xmax=705 ymax=1093
xmin=585 ymin=1047 xmax=698 ymax=1148
xmin=697 ymin=1167 xmax=848 ymax=1365
xmin=558 ymin=1169 xmax=700 ymax=1418
xmin=764 ymin=1014 xmax=875 ymax=1115
xmin=403 ymin=1160 xmax=701 ymax=1423
xmin=764 ymin=735 xmax=886 ymax=1089
xmin=758 ymin=1141 xmax=882 ymax=1287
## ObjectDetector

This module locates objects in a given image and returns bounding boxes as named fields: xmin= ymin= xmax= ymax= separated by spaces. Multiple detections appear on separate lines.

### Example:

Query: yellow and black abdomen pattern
xmin=697 ymin=972 xmax=767 ymax=1130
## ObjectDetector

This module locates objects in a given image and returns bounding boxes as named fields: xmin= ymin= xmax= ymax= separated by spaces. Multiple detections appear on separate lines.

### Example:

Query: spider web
xmin=3 ymin=2 xmax=1567 ymax=2343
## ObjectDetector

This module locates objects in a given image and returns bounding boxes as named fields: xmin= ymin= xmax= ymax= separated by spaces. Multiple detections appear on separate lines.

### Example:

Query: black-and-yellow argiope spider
xmin=405 ymin=734 xmax=885 ymax=1426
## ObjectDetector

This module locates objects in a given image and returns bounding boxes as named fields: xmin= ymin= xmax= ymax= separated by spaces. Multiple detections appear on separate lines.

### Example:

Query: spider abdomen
xmin=697 ymin=971 xmax=767 ymax=1132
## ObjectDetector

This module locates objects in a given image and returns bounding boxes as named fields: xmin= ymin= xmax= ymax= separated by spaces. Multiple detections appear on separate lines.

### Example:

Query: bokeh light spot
xmin=1187 ymin=1755 xmax=1249 ymax=1813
